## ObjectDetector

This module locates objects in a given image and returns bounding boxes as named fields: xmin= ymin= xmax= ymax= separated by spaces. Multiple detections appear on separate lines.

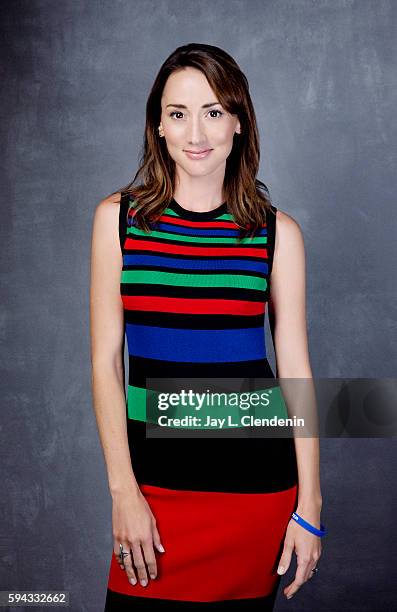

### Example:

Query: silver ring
xmin=119 ymin=544 xmax=130 ymax=561
xmin=311 ymin=567 xmax=319 ymax=573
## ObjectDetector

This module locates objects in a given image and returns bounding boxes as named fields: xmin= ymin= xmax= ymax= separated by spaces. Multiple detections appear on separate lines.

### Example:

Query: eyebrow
xmin=165 ymin=102 xmax=221 ymax=109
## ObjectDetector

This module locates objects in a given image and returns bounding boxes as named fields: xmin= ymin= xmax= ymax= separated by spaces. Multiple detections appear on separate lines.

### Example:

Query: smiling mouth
xmin=184 ymin=149 xmax=213 ymax=159
xmin=185 ymin=149 xmax=212 ymax=153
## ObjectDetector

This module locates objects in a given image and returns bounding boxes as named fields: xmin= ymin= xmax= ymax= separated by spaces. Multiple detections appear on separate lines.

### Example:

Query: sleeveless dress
xmin=104 ymin=193 xmax=299 ymax=610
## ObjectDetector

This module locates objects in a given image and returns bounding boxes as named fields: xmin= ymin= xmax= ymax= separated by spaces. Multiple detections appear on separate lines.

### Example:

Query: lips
xmin=184 ymin=149 xmax=213 ymax=160
xmin=185 ymin=149 xmax=211 ymax=154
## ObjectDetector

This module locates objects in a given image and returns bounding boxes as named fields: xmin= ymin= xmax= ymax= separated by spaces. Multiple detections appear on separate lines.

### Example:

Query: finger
xmin=284 ymin=561 xmax=308 ymax=599
xmin=277 ymin=541 xmax=293 ymax=575
xmin=152 ymin=523 xmax=166 ymax=554
xmin=119 ymin=544 xmax=137 ymax=586
xmin=113 ymin=542 xmax=127 ymax=571
xmin=130 ymin=541 xmax=149 ymax=587
xmin=114 ymin=545 xmax=123 ymax=568
xmin=307 ymin=556 xmax=320 ymax=580
xmin=141 ymin=537 xmax=158 ymax=580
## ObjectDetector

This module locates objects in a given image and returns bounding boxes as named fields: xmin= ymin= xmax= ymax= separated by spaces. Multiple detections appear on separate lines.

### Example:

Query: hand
xmin=277 ymin=505 xmax=322 ymax=600
xmin=112 ymin=487 xmax=166 ymax=587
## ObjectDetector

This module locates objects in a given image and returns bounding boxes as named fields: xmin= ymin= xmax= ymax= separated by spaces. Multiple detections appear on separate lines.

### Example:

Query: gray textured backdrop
xmin=1 ymin=1 xmax=396 ymax=611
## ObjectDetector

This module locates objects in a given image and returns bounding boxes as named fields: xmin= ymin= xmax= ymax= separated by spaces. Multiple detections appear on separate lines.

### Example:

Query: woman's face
xmin=160 ymin=67 xmax=240 ymax=178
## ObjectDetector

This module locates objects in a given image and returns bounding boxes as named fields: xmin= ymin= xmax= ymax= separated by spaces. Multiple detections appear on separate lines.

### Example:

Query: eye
xmin=208 ymin=110 xmax=224 ymax=118
xmin=169 ymin=111 xmax=184 ymax=119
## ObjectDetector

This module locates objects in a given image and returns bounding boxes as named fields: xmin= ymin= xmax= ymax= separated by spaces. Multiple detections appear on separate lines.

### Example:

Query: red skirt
xmin=105 ymin=482 xmax=298 ymax=610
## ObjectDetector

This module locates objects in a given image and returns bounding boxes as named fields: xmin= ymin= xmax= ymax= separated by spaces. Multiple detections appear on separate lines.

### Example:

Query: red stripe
xmin=121 ymin=296 xmax=266 ymax=315
xmin=107 ymin=483 xmax=298 ymax=602
xmin=125 ymin=238 xmax=267 ymax=258
xmin=128 ymin=210 xmax=267 ymax=230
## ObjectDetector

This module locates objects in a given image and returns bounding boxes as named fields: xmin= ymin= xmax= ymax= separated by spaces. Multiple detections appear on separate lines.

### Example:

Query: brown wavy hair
xmin=115 ymin=42 xmax=275 ymax=240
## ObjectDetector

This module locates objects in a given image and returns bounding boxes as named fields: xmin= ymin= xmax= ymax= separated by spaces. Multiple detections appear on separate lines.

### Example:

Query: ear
xmin=235 ymin=119 xmax=241 ymax=134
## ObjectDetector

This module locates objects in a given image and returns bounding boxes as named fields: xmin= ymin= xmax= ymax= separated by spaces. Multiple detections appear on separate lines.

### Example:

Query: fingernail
xmin=158 ymin=544 xmax=165 ymax=553
xmin=150 ymin=573 xmax=156 ymax=579
xmin=287 ymin=594 xmax=294 ymax=599
xmin=129 ymin=578 xmax=136 ymax=585
xmin=277 ymin=565 xmax=285 ymax=575
xmin=140 ymin=579 xmax=147 ymax=587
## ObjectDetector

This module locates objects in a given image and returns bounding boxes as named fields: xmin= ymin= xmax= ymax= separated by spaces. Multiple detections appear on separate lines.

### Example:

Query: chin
xmin=185 ymin=166 xmax=216 ymax=177
xmin=176 ymin=158 xmax=210 ymax=172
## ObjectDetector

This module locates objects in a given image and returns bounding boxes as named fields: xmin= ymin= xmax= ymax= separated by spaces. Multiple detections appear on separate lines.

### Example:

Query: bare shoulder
xmin=94 ymin=192 xmax=121 ymax=228
xmin=94 ymin=191 xmax=122 ymax=222
xmin=274 ymin=208 xmax=304 ymax=251
xmin=91 ymin=192 xmax=122 ymax=250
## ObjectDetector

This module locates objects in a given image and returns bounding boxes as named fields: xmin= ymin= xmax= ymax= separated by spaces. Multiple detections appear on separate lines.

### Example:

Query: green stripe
xmin=129 ymin=204 xmax=234 ymax=223
xmin=127 ymin=385 xmax=147 ymax=421
xmin=164 ymin=208 xmax=234 ymax=222
xmin=127 ymin=226 xmax=267 ymax=245
xmin=121 ymin=270 xmax=266 ymax=291
xmin=127 ymin=384 xmax=290 ymax=427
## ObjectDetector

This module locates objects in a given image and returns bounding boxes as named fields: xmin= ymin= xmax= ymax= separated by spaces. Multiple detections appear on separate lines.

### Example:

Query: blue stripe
xmin=126 ymin=324 xmax=266 ymax=362
xmin=123 ymin=255 xmax=268 ymax=274
xmin=152 ymin=222 xmax=267 ymax=237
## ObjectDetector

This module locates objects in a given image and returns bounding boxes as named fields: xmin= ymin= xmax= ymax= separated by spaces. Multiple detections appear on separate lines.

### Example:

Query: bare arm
xmin=268 ymin=210 xmax=322 ymax=510
xmin=89 ymin=192 xmax=140 ymax=498
xmin=89 ymin=192 xmax=165 ymax=587
xmin=269 ymin=209 xmax=323 ymax=599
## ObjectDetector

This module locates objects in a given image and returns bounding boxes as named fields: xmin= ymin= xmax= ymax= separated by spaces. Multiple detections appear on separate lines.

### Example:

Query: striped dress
xmin=105 ymin=193 xmax=298 ymax=610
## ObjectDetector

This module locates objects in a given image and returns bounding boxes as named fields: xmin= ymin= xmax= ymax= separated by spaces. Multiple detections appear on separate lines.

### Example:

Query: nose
xmin=187 ymin=116 xmax=206 ymax=145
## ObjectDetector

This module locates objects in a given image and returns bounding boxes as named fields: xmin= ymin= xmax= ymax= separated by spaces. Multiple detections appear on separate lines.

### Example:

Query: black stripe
xmin=126 ymin=420 xmax=298 ymax=494
xmin=105 ymin=584 xmax=280 ymax=610
xmin=265 ymin=205 xmax=277 ymax=280
xmin=119 ymin=191 xmax=131 ymax=253
xmin=129 ymin=355 xmax=274 ymax=382
xmin=118 ymin=191 xmax=130 ymax=396
xmin=124 ymin=311 xmax=265 ymax=329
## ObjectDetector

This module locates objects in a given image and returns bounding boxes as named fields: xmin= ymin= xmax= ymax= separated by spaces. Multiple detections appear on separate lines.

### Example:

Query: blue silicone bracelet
xmin=291 ymin=512 xmax=327 ymax=537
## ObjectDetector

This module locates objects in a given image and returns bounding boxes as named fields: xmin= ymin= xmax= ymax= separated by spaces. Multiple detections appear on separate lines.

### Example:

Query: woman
xmin=90 ymin=43 xmax=325 ymax=610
